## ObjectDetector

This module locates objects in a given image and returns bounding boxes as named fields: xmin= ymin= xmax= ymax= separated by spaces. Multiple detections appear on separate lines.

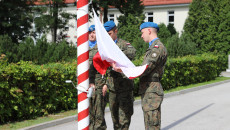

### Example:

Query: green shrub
xmin=0 ymin=35 xmax=18 ymax=63
xmin=0 ymin=35 xmax=77 ymax=65
xmin=118 ymin=13 xmax=148 ymax=58
xmin=132 ymin=53 xmax=227 ymax=95
xmin=161 ymin=53 xmax=227 ymax=90
xmin=158 ymin=23 xmax=171 ymax=46
xmin=0 ymin=61 xmax=77 ymax=124
xmin=166 ymin=33 xmax=196 ymax=58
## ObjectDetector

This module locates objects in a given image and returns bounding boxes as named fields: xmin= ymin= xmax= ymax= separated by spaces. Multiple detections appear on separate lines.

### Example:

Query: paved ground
xmin=37 ymin=80 xmax=230 ymax=130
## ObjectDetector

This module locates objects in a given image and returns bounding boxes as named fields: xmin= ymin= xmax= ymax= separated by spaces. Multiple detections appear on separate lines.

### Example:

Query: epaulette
xmin=154 ymin=45 xmax=159 ymax=48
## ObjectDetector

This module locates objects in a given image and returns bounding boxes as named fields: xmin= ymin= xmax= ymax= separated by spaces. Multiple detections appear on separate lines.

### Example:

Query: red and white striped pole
xmin=77 ymin=0 xmax=89 ymax=129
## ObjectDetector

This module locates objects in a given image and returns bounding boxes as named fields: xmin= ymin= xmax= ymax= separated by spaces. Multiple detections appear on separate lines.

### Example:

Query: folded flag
xmin=93 ymin=9 xmax=148 ymax=79
xmin=93 ymin=52 xmax=110 ymax=75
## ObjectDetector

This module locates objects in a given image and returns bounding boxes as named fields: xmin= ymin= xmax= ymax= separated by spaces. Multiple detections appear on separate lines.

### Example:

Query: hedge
xmin=133 ymin=53 xmax=227 ymax=95
xmin=0 ymin=60 xmax=77 ymax=124
xmin=0 ymin=53 xmax=227 ymax=123
xmin=161 ymin=53 xmax=227 ymax=90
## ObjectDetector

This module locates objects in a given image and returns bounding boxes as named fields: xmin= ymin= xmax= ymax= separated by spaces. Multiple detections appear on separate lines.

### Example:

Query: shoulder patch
xmin=152 ymin=53 xmax=157 ymax=58
xmin=154 ymin=45 xmax=159 ymax=48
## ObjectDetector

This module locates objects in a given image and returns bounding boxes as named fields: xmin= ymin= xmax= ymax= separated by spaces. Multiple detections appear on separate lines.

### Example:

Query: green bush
xmin=0 ymin=35 xmax=18 ymax=63
xmin=0 ymin=35 xmax=77 ymax=64
xmin=132 ymin=53 xmax=227 ymax=95
xmin=118 ymin=13 xmax=148 ymax=58
xmin=166 ymin=33 xmax=196 ymax=58
xmin=184 ymin=0 xmax=230 ymax=54
xmin=0 ymin=61 xmax=77 ymax=124
xmin=158 ymin=23 xmax=171 ymax=46
xmin=161 ymin=53 xmax=227 ymax=90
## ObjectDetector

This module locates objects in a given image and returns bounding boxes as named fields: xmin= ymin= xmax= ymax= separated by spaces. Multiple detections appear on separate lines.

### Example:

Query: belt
xmin=140 ymin=77 xmax=160 ymax=82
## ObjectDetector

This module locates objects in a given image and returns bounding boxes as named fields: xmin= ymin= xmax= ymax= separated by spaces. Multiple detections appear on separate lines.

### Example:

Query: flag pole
xmin=77 ymin=0 xmax=89 ymax=129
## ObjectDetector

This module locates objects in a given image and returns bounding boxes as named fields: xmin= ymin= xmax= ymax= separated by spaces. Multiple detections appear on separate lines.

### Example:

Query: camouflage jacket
xmin=107 ymin=38 xmax=136 ymax=92
xmin=89 ymin=45 xmax=106 ymax=89
xmin=139 ymin=39 xmax=167 ymax=94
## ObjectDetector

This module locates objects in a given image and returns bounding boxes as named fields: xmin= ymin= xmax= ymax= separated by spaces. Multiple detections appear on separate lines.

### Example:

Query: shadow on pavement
xmin=162 ymin=103 xmax=214 ymax=130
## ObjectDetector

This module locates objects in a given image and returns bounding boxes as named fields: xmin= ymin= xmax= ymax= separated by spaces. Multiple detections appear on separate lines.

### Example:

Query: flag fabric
xmin=93 ymin=10 xmax=148 ymax=79
xmin=93 ymin=52 xmax=110 ymax=75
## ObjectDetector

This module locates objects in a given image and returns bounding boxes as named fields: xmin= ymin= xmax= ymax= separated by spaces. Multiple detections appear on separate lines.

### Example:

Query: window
xmin=147 ymin=12 xmax=153 ymax=22
xmin=168 ymin=11 xmax=174 ymax=24
xmin=108 ymin=14 xmax=114 ymax=21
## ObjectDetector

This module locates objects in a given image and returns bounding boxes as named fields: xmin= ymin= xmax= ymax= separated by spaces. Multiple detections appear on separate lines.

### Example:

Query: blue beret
xmin=140 ymin=22 xmax=159 ymax=31
xmin=89 ymin=25 xmax=95 ymax=32
xmin=104 ymin=21 xmax=116 ymax=32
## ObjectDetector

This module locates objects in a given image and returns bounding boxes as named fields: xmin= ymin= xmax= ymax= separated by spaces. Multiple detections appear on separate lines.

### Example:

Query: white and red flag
xmin=93 ymin=10 xmax=148 ymax=79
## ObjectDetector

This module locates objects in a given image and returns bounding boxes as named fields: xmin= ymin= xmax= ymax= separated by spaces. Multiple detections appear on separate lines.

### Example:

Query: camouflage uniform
xmin=139 ymin=39 xmax=167 ymax=130
xmin=107 ymin=39 xmax=136 ymax=130
xmin=89 ymin=45 xmax=108 ymax=130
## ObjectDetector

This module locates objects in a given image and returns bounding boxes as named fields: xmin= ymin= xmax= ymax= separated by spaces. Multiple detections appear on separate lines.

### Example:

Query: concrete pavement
xmin=21 ymin=79 xmax=230 ymax=130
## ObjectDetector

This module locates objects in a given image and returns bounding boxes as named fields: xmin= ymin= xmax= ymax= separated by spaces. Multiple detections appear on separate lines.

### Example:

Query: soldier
xmin=88 ymin=25 xmax=108 ymax=130
xmin=139 ymin=22 xmax=167 ymax=130
xmin=104 ymin=21 xmax=136 ymax=130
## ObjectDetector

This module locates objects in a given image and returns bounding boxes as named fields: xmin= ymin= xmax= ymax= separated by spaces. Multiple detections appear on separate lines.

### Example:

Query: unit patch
xmin=152 ymin=53 xmax=157 ymax=57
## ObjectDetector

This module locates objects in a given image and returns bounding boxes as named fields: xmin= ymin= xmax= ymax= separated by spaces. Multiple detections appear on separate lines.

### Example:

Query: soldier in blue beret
xmin=139 ymin=22 xmax=167 ymax=129
xmin=88 ymin=24 xmax=108 ymax=130
xmin=89 ymin=25 xmax=96 ymax=48
xmin=104 ymin=21 xmax=136 ymax=130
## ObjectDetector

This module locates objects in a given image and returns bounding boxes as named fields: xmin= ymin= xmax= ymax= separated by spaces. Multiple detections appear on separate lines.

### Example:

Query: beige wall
xmin=45 ymin=4 xmax=190 ymax=44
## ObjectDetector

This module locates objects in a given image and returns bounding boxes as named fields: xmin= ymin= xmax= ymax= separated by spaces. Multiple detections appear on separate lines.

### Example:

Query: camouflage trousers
xmin=89 ymin=89 xmax=108 ymax=130
xmin=109 ymin=90 xmax=134 ymax=130
xmin=141 ymin=92 xmax=163 ymax=130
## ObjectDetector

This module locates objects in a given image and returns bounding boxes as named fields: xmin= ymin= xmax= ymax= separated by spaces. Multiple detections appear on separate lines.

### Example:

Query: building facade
xmin=38 ymin=0 xmax=192 ymax=44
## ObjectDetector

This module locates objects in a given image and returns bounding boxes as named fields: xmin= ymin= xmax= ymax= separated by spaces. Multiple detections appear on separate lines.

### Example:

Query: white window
xmin=168 ymin=11 xmax=174 ymax=24
xmin=108 ymin=14 xmax=114 ymax=21
xmin=147 ymin=12 xmax=154 ymax=22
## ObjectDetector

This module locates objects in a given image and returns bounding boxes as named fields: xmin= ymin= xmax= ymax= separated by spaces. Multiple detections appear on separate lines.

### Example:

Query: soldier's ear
xmin=115 ymin=29 xmax=118 ymax=34
xmin=148 ymin=28 xmax=151 ymax=34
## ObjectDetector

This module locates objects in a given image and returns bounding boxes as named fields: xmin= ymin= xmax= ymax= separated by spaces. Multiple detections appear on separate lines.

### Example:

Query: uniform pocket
xmin=142 ymin=92 xmax=163 ymax=112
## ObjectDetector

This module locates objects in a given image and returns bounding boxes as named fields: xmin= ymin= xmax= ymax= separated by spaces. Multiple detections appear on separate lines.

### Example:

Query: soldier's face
xmin=108 ymin=29 xmax=117 ymax=41
xmin=141 ymin=28 xmax=150 ymax=43
xmin=89 ymin=31 xmax=96 ymax=41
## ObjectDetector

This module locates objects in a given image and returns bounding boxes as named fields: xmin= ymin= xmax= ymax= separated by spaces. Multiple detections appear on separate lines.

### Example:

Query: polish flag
xmin=92 ymin=10 xmax=148 ymax=79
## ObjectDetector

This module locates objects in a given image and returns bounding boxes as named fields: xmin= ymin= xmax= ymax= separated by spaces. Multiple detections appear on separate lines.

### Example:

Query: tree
xmin=158 ymin=23 xmax=171 ymax=46
xmin=33 ymin=0 xmax=76 ymax=43
xmin=167 ymin=23 xmax=177 ymax=36
xmin=0 ymin=35 xmax=18 ymax=62
xmin=0 ymin=0 xmax=35 ymax=43
xmin=116 ymin=0 xmax=144 ymax=26
xmin=184 ymin=0 xmax=230 ymax=54
xmin=166 ymin=33 xmax=196 ymax=58
xmin=89 ymin=0 xmax=115 ymax=23
xmin=118 ymin=14 xmax=147 ymax=58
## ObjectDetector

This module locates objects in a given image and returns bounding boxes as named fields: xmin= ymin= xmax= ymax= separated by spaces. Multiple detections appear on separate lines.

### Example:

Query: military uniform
xmin=89 ymin=45 xmax=108 ymax=130
xmin=107 ymin=38 xmax=136 ymax=130
xmin=139 ymin=39 xmax=167 ymax=130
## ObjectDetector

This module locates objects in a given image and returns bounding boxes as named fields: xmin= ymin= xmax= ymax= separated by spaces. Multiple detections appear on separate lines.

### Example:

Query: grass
xmin=1 ymin=76 xmax=230 ymax=130
xmin=0 ymin=110 xmax=77 ymax=130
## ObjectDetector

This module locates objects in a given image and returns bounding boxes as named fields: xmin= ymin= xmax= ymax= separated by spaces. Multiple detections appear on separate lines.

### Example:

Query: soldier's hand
xmin=102 ymin=85 xmax=107 ymax=96
xmin=111 ymin=62 xmax=122 ymax=73
xmin=89 ymin=83 xmax=95 ymax=91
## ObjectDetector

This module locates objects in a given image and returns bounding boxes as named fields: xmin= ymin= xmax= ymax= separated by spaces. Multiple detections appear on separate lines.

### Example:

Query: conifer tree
xmin=184 ymin=0 xmax=230 ymax=54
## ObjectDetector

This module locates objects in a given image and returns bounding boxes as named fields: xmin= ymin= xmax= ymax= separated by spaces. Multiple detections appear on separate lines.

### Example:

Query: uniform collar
xmin=114 ymin=39 xmax=118 ymax=44
xmin=89 ymin=40 xmax=97 ymax=48
xmin=149 ymin=38 xmax=158 ymax=47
